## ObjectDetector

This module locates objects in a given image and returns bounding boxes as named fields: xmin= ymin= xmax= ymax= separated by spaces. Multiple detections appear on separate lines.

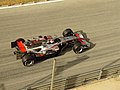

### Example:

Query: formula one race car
xmin=11 ymin=28 xmax=91 ymax=66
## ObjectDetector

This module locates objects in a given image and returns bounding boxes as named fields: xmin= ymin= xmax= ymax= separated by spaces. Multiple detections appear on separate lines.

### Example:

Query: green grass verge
xmin=0 ymin=0 xmax=48 ymax=6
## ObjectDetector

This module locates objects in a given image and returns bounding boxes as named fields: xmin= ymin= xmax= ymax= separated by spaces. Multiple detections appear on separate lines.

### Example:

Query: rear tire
xmin=63 ymin=28 xmax=73 ymax=37
xmin=73 ymin=42 xmax=83 ymax=54
xmin=22 ymin=54 xmax=35 ymax=67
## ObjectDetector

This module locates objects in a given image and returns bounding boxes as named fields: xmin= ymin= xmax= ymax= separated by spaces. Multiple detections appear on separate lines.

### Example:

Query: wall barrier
xmin=21 ymin=63 xmax=120 ymax=90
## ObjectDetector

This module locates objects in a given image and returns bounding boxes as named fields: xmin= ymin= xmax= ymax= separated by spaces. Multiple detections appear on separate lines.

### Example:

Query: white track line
xmin=0 ymin=0 xmax=64 ymax=10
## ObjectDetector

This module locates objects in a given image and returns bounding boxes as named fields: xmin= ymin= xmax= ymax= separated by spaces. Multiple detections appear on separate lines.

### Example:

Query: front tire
xmin=73 ymin=43 xmax=83 ymax=54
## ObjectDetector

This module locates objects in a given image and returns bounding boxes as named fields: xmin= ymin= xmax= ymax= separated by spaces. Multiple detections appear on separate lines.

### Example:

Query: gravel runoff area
xmin=0 ymin=0 xmax=48 ymax=6
xmin=71 ymin=76 xmax=120 ymax=90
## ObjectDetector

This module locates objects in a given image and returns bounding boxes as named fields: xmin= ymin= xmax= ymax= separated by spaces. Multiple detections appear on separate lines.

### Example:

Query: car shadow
xmin=34 ymin=57 xmax=47 ymax=65
xmin=55 ymin=55 xmax=90 ymax=75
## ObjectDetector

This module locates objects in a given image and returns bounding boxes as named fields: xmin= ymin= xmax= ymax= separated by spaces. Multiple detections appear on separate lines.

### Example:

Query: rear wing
xmin=11 ymin=38 xmax=27 ymax=53
xmin=11 ymin=41 xmax=17 ymax=48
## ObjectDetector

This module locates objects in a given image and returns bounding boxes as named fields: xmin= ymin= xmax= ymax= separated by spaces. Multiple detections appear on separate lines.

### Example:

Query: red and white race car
xmin=11 ymin=28 xmax=91 ymax=66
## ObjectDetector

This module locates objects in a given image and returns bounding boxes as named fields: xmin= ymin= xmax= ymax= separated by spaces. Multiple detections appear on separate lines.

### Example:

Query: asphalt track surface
xmin=0 ymin=0 xmax=120 ymax=90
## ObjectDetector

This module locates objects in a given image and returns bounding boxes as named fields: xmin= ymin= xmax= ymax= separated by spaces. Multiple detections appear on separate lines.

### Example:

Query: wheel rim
xmin=74 ymin=46 xmax=83 ymax=54
xmin=25 ymin=60 xmax=34 ymax=66
xmin=79 ymin=48 xmax=83 ymax=53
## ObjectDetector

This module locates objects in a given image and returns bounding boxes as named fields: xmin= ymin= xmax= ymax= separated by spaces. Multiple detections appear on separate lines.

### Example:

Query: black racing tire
xmin=63 ymin=28 xmax=73 ymax=37
xmin=23 ymin=59 xmax=35 ymax=67
xmin=73 ymin=42 xmax=83 ymax=54
xmin=54 ymin=38 xmax=61 ymax=43
xmin=22 ymin=54 xmax=35 ymax=67
xmin=16 ymin=38 xmax=25 ymax=43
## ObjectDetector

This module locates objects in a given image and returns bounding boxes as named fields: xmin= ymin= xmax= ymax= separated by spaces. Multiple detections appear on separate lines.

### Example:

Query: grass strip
xmin=0 ymin=0 xmax=48 ymax=6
